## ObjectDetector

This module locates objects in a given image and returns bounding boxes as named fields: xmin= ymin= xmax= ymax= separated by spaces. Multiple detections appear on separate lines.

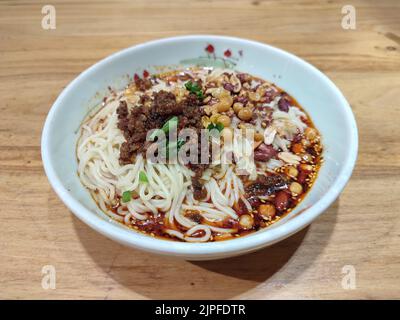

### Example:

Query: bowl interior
xmin=42 ymin=36 xmax=357 ymax=260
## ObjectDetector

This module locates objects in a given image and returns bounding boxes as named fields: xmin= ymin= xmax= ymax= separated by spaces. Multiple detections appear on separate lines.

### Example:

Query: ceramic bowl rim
xmin=41 ymin=35 xmax=358 ymax=258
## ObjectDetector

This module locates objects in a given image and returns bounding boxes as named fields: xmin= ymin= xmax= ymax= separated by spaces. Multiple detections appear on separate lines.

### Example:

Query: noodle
xmin=76 ymin=67 xmax=323 ymax=242
xmin=77 ymin=100 xmax=244 ymax=240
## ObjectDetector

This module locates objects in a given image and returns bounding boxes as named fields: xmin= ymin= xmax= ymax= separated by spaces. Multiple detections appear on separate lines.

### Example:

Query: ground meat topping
xmin=179 ymin=93 xmax=204 ymax=129
xmin=153 ymin=90 xmax=182 ymax=115
xmin=117 ymin=89 xmax=208 ymax=198
xmin=189 ymin=163 xmax=208 ymax=200
xmin=134 ymin=76 xmax=152 ymax=92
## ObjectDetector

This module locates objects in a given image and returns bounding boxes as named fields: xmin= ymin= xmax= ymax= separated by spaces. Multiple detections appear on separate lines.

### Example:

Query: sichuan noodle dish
xmin=77 ymin=67 xmax=323 ymax=242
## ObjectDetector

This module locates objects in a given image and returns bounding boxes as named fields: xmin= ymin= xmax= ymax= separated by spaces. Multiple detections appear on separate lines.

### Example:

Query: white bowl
xmin=41 ymin=35 xmax=358 ymax=260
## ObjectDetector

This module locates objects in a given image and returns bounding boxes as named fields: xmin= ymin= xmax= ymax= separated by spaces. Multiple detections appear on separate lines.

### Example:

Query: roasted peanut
xmin=230 ymin=74 xmax=242 ymax=93
xmin=210 ymin=113 xmax=221 ymax=123
xmin=248 ymin=91 xmax=261 ymax=102
xmin=238 ymin=107 xmax=253 ymax=121
xmin=299 ymin=164 xmax=313 ymax=172
xmin=254 ymin=132 xmax=264 ymax=142
xmin=239 ymin=214 xmax=254 ymax=229
xmin=290 ymin=182 xmax=303 ymax=195
xmin=206 ymin=88 xmax=233 ymax=113
xmin=286 ymin=166 xmax=299 ymax=178
xmin=258 ymin=204 xmax=276 ymax=219
xmin=233 ymin=102 xmax=244 ymax=114
xmin=216 ymin=96 xmax=233 ymax=112
xmin=217 ymin=115 xmax=231 ymax=127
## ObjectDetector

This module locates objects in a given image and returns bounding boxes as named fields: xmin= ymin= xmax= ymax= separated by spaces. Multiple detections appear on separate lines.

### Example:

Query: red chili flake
xmin=205 ymin=44 xmax=214 ymax=54
xmin=224 ymin=49 xmax=232 ymax=57
xmin=143 ymin=70 xmax=149 ymax=78
xmin=134 ymin=73 xmax=140 ymax=81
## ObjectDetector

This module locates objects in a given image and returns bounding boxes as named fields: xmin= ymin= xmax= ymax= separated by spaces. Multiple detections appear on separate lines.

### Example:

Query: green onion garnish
xmin=170 ymin=139 xmax=186 ymax=151
xmin=139 ymin=171 xmax=148 ymax=183
xmin=121 ymin=191 xmax=132 ymax=203
xmin=161 ymin=116 xmax=178 ymax=133
xmin=149 ymin=116 xmax=179 ymax=141
xmin=185 ymin=81 xmax=204 ymax=99
xmin=158 ymin=138 xmax=185 ymax=159
xmin=207 ymin=122 xmax=224 ymax=132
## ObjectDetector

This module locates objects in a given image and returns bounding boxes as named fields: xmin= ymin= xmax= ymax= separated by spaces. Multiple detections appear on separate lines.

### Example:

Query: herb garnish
xmin=122 ymin=191 xmax=132 ymax=203
xmin=185 ymin=81 xmax=204 ymax=99
xmin=207 ymin=122 xmax=224 ymax=132
xmin=161 ymin=116 xmax=178 ymax=133
xmin=139 ymin=171 xmax=148 ymax=183
xmin=149 ymin=116 xmax=179 ymax=141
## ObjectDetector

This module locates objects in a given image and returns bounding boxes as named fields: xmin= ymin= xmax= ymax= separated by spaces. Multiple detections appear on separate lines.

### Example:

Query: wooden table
xmin=1 ymin=0 xmax=399 ymax=299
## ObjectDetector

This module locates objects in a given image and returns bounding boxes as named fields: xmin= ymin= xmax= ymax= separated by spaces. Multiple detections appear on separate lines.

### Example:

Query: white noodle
xmin=76 ymin=68 xmax=312 ymax=242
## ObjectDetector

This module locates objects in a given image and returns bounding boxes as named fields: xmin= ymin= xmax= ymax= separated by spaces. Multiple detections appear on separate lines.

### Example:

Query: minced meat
xmin=117 ymin=89 xmax=208 ymax=199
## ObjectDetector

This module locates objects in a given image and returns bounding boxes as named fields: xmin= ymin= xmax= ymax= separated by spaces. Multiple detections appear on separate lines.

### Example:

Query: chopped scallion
xmin=139 ymin=171 xmax=148 ymax=183
xmin=149 ymin=116 xmax=179 ymax=141
xmin=185 ymin=81 xmax=204 ymax=99
xmin=121 ymin=191 xmax=132 ymax=203
xmin=207 ymin=122 xmax=224 ymax=132
xmin=161 ymin=116 xmax=178 ymax=133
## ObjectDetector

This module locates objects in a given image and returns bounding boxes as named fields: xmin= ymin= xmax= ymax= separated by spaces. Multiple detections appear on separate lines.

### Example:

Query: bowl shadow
xmin=71 ymin=199 xmax=339 ymax=299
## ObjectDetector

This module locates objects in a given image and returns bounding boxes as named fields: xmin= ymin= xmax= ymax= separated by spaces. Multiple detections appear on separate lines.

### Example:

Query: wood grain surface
xmin=0 ymin=0 xmax=399 ymax=299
